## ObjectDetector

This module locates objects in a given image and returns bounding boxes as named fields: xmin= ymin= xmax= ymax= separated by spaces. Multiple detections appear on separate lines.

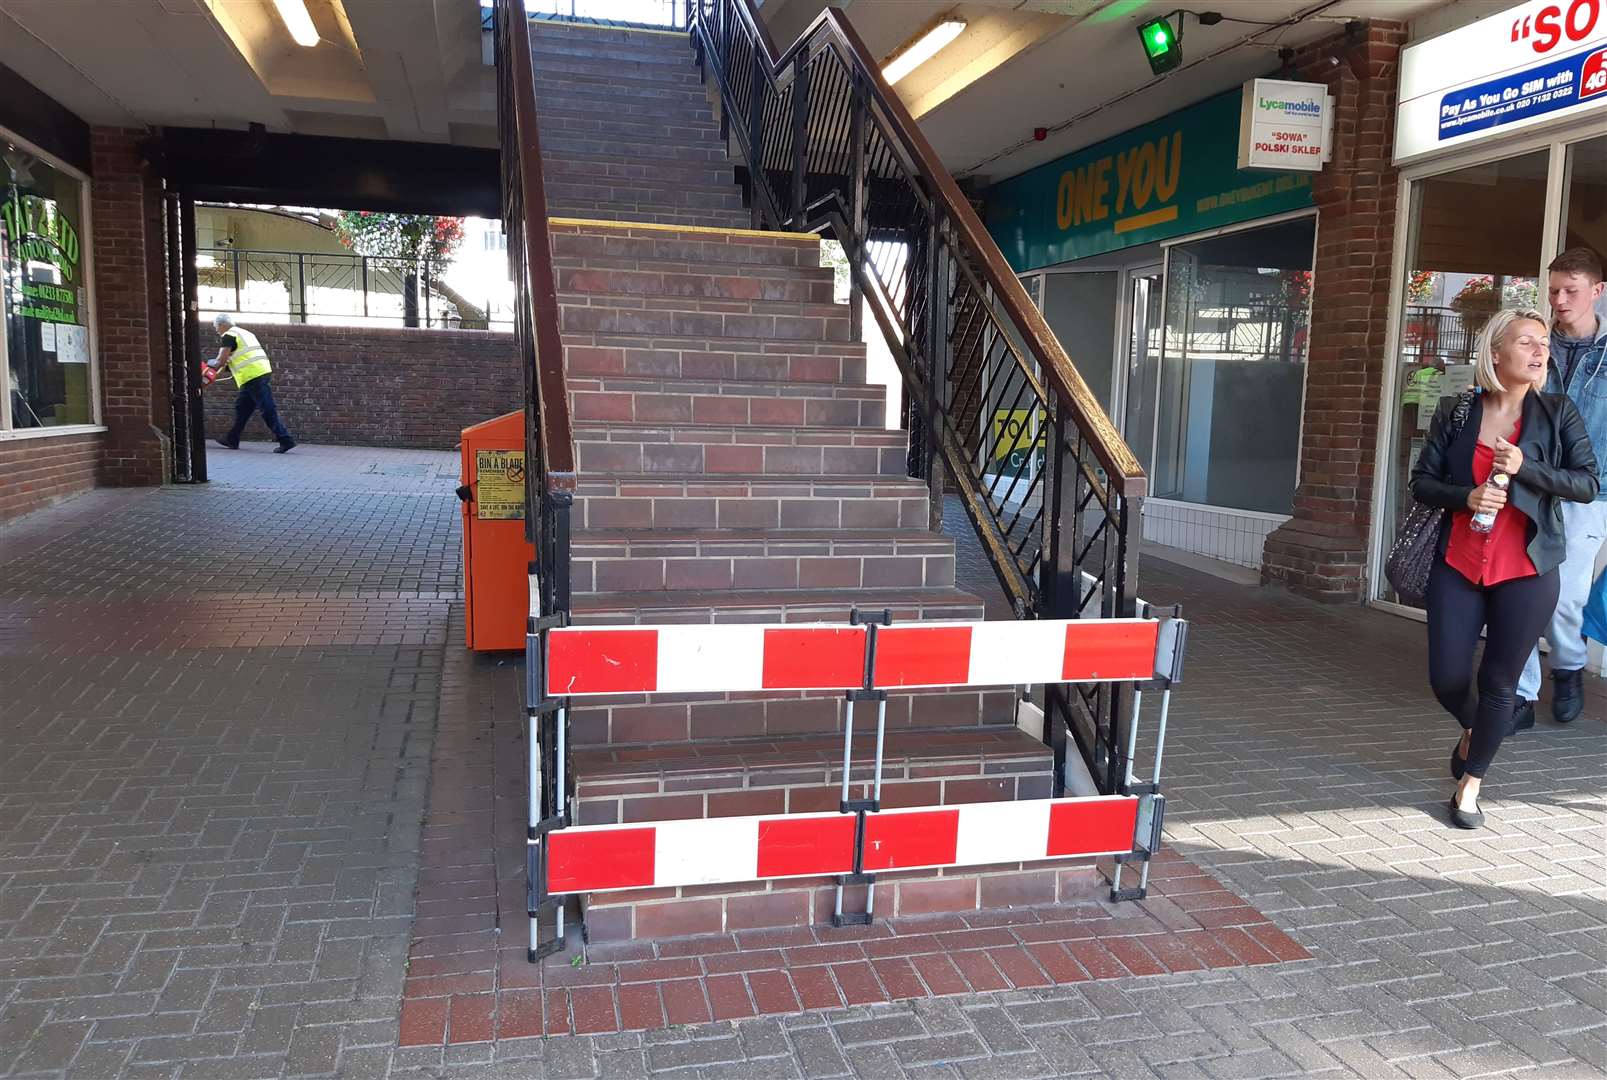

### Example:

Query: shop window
xmin=1561 ymin=135 xmax=1607 ymax=322
xmin=1380 ymin=149 xmax=1548 ymax=605
xmin=1150 ymin=216 xmax=1316 ymax=514
xmin=2 ymin=138 xmax=94 ymax=430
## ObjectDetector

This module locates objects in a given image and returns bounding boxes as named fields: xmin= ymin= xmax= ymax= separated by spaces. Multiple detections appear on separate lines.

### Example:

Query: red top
xmin=1446 ymin=419 xmax=1536 ymax=586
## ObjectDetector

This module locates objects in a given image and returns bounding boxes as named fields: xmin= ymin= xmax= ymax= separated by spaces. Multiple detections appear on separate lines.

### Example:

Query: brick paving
xmin=2 ymin=449 xmax=1604 ymax=1077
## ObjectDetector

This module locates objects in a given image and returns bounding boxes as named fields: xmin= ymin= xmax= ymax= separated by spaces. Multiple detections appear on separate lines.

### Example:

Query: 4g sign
xmin=1396 ymin=0 xmax=1607 ymax=161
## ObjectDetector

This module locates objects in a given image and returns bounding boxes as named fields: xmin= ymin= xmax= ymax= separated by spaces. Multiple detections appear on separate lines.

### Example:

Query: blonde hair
xmin=1474 ymin=307 xmax=1548 ymax=393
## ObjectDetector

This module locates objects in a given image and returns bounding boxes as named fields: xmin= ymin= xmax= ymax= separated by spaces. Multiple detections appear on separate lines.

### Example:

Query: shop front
xmin=1372 ymin=0 xmax=1607 ymax=613
xmin=985 ymin=88 xmax=1323 ymax=570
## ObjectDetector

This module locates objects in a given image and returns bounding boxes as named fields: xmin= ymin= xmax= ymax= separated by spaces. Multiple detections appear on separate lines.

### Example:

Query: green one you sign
xmin=984 ymin=89 xmax=1315 ymax=273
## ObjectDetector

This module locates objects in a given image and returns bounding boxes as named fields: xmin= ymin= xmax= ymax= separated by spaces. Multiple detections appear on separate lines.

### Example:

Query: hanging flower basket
xmin=1450 ymin=276 xmax=1498 ymax=336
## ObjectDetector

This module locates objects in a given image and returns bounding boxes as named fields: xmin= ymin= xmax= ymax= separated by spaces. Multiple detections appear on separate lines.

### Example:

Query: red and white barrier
xmin=543 ymin=795 xmax=1137 ymax=895
xmin=545 ymin=618 xmax=1160 ymax=698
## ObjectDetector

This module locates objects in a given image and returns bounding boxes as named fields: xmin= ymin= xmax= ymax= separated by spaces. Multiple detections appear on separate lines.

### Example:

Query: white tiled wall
xmin=1141 ymin=500 xmax=1289 ymax=569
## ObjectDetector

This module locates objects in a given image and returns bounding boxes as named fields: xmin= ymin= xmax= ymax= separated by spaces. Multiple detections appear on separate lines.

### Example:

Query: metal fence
xmin=196 ymin=247 xmax=513 ymax=331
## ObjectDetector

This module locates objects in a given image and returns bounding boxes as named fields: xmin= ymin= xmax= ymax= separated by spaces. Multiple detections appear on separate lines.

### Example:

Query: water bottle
xmin=1470 ymin=472 xmax=1510 ymax=533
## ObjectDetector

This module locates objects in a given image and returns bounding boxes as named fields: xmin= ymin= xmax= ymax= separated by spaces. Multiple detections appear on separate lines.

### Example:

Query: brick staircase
xmin=532 ymin=20 xmax=1100 ymax=942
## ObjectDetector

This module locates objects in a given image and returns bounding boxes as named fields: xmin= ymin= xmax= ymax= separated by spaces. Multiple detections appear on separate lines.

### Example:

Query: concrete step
xmin=528 ymin=22 xmax=693 ymax=52
xmin=536 ymin=114 xmax=721 ymax=147
xmin=556 ymin=262 xmax=834 ymax=305
xmin=544 ymin=177 xmax=745 ymax=211
xmin=549 ymin=221 xmax=822 ymax=270
xmin=529 ymin=53 xmax=705 ymax=90
xmin=570 ymin=585 xmax=984 ymax=625
xmin=573 ymin=423 xmax=903 ymax=476
xmin=539 ymin=134 xmax=726 ymax=167
xmin=528 ymin=37 xmax=696 ymax=70
xmin=572 ymin=529 xmax=954 ymax=594
xmin=534 ymin=94 xmax=717 ymax=126
xmin=532 ymin=72 xmax=710 ymax=106
xmin=568 ymin=377 xmax=883 ymax=429
xmin=572 ymin=475 xmax=929 ymax=531
xmin=562 ymin=335 xmax=865 ymax=386
xmin=559 ymin=296 xmax=852 ymax=343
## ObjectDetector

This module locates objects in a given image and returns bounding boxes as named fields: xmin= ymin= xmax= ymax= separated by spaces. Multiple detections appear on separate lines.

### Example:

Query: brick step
xmin=529 ymin=22 xmax=694 ymax=52
xmin=534 ymin=94 xmax=717 ymax=126
xmin=568 ymin=378 xmax=883 ymax=429
xmin=570 ymin=685 xmax=1013 ymax=747
xmin=572 ymin=475 xmax=930 ymax=531
xmin=548 ymin=203 xmax=752 ymax=229
xmin=528 ymin=37 xmax=696 ymax=69
xmin=540 ymin=154 xmax=736 ymax=190
xmin=555 ymin=262 xmax=833 ymax=305
xmin=549 ymin=222 xmax=822 ymax=270
xmin=572 ymin=529 xmax=954 ymax=594
xmin=570 ymin=585 xmax=983 ymax=624
xmin=539 ymin=134 xmax=726 ymax=167
xmin=544 ymin=179 xmax=746 ymax=212
xmin=529 ymin=54 xmax=705 ymax=90
xmin=536 ymin=117 xmax=721 ymax=149
xmin=559 ymin=297 xmax=851 ymax=343
xmin=532 ymin=73 xmax=710 ymax=106
xmin=575 ymin=726 xmax=1047 ymax=823
xmin=573 ymin=423 xmax=903 ymax=476
xmin=563 ymin=337 xmax=865 ymax=385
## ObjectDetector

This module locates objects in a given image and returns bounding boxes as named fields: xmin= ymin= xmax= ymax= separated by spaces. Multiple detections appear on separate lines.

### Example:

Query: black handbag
xmin=1385 ymin=390 xmax=1475 ymax=606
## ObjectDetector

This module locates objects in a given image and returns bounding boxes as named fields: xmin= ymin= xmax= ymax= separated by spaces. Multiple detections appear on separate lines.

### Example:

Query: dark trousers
xmin=1425 ymin=560 xmax=1559 ymax=778
xmin=227 ymin=375 xmax=292 ymax=444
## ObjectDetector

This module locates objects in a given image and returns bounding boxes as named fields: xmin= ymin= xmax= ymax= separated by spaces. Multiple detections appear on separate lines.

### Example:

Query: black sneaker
xmin=215 ymin=437 xmax=239 ymax=450
xmin=1509 ymin=698 xmax=1536 ymax=734
xmin=273 ymin=438 xmax=297 ymax=454
xmin=1552 ymin=668 xmax=1584 ymax=724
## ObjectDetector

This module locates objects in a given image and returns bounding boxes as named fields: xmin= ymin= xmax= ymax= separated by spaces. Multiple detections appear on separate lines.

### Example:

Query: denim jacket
xmin=1547 ymin=318 xmax=1607 ymax=501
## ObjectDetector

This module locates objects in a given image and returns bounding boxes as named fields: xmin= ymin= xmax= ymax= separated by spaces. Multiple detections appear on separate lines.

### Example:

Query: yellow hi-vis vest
xmin=225 ymin=325 xmax=272 ymax=386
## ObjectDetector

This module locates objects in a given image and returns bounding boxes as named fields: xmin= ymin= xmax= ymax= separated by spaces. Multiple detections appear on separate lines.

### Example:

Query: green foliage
xmin=332 ymin=211 xmax=464 ymax=264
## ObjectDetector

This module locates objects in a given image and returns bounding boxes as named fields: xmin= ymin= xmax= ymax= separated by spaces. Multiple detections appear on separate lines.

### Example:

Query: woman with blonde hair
xmin=1411 ymin=307 xmax=1598 ymax=828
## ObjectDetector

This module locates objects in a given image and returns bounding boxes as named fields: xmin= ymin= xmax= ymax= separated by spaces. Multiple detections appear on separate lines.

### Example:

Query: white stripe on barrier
xmin=656 ymin=625 xmax=767 ymax=693
xmin=968 ymin=620 xmax=1066 ymax=687
xmin=655 ymin=815 xmax=760 ymax=888
xmin=953 ymin=797 xmax=1052 ymax=866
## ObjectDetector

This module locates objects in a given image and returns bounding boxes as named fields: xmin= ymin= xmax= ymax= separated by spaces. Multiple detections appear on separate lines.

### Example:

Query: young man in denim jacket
xmin=1516 ymin=247 xmax=1607 ymax=728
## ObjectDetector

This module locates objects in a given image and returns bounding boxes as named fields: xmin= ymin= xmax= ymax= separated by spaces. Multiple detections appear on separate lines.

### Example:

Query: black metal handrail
xmin=494 ymin=0 xmax=576 ymax=631
xmin=690 ymin=0 xmax=1147 ymax=795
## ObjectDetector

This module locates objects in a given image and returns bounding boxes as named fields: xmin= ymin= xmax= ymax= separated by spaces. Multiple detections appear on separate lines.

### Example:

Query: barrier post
xmin=834 ymin=608 xmax=890 ymax=927
xmin=526 ymin=571 xmax=572 ymax=961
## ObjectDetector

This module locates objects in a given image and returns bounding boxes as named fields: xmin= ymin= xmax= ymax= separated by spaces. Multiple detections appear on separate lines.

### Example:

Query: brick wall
xmin=91 ymin=127 xmax=170 ymax=487
xmin=202 ymin=323 xmax=519 ymax=449
xmin=0 ymin=434 xmax=102 ymax=523
xmin=1261 ymin=22 xmax=1406 ymax=602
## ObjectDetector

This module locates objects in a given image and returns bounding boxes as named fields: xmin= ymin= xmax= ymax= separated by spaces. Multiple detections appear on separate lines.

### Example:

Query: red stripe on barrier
xmin=547 ymin=827 xmax=656 ymax=893
xmin=546 ymin=629 xmax=659 ymax=696
xmin=760 ymin=627 xmax=867 ymax=690
xmin=755 ymin=815 xmax=857 ymax=878
xmin=1061 ymin=622 xmax=1158 ymax=682
xmin=1046 ymin=797 xmax=1139 ymax=857
xmin=861 ymin=809 xmax=960 ymax=871
xmin=872 ymin=625 xmax=972 ymax=688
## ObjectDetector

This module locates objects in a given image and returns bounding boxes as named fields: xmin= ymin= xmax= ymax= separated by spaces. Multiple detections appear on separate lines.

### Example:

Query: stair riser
xmin=530 ymin=24 xmax=694 ymax=50
xmin=535 ymin=96 xmax=717 ymax=126
xmin=565 ymin=344 xmax=864 ymax=385
xmin=532 ymin=74 xmax=709 ymax=105
xmin=550 ymin=230 xmax=821 ymax=270
xmin=556 ymin=266 xmax=833 ymax=305
xmin=571 ymin=389 xmax=881 ymax=429
xmin=549 ymin=205 xmax=752 ymax=229
xmin=576 ymin=438 xmax=903 ymax=477
xmin=573 ymin=491 xmax=929 ymax=532
xmin=560 ymin=306 xmax=852 ymax=343
xmin=574 ymin=548 xmax=955 ymax=594
xmin=538 ymin=116 xmax=720 ymax=143
xmin=545 ymin=181 xmax=745 ymax=211
xmin=571 ymin=687 xmax=1014 ymax=745
xmin=531 ymin=56 xmax=704 ymax=89
xmin=529 ymin=42 xmax=696 ymax=69
xmin=582 ymin=863 xmax=1108 ymax=942
xmin=542 ymin=157 xmax=736 ymax=190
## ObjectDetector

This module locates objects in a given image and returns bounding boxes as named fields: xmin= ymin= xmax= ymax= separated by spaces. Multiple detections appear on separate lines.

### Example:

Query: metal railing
xmin=690 ymin=0 xmax=1149 ymax=797
xmin=196 ymin=247 xmax=512 ymax=330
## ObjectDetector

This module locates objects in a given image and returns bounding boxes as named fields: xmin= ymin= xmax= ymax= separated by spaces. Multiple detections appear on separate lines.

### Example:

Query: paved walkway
xmin=0 ymin=443 xmax=1603 ymax=1078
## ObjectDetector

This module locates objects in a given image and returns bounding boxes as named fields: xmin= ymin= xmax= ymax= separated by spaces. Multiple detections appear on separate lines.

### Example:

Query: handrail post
xmin=232 ymin=248 xmax=242 ymax=314
xmin=848 ymin=76 xmax=865 ymax=342
xmin=296 ymin=252 xmax=307 ymax=324
xmin=747 ymin=59 xmax=766 ymax=230
xmin=361 ymin=256 xmax=369 ymax=319
xmin=924 ymin=214 xmax=947 ymax=530
xmin=789 ymin=50 xmax=809 ymax=229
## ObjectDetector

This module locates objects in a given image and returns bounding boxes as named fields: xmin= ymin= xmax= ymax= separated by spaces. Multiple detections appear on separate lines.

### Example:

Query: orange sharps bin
xmin=459 ymin=411 xmax=536 ymax=651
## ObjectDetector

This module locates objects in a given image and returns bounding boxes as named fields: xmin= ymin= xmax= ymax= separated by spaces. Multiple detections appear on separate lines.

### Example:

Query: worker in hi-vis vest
xmin=209 ymin=313 xmax=296 ymax=453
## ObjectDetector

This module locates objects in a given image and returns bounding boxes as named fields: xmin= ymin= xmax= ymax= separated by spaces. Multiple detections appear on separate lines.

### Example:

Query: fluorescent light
xmin=273 ymin=0 xmax=320 ymax=47
xmin=883 ymin=19 xmax=966 ymax=85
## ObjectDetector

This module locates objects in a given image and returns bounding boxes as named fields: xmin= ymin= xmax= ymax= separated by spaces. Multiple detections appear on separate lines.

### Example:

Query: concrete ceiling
xmin=761 ymin=0 xmax=1463 ymax=182
xmin=0 ymin=0 xmax=494 ymax=146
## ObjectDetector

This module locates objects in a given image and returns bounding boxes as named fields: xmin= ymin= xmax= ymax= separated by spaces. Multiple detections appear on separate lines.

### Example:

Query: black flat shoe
xmin=1510 ymin=698 xmax=1535 ymax=734
xmin=1552 ymin=668 xmax=1584 ymax=724
xmin=1450 ymin=744 xmax=1467 ymax=780
xmin=1448 ymin=798 xmax=1484 ymax=829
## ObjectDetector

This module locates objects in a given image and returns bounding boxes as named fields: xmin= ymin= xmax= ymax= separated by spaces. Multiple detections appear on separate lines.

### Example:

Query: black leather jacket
xmin=1410 ymin=390 xmax=1599 ymax=577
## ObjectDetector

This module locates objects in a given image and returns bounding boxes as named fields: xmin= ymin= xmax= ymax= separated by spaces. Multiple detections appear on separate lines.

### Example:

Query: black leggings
xmin=1425 ymin=560 xmax=1559 ymax=778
